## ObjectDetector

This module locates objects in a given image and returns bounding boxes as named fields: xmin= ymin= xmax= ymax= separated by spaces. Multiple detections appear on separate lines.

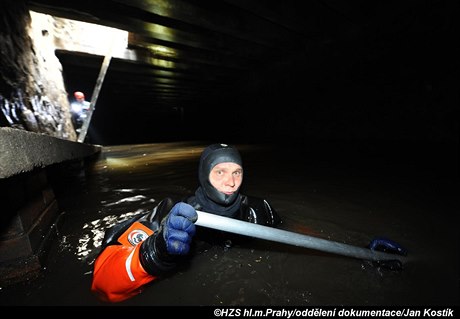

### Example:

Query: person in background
xmin=90 ymin=143 xmax=405 ymax=303
xmin=70 ymin=91 xmax=90 ymax=134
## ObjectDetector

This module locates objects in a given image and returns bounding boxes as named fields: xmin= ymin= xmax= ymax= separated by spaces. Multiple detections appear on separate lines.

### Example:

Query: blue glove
xmin=162 ymin=202 xmax=198 ymax=255
xmin=369 ymin=236 xmax=407 ymax=256
xmin=368 ymin=236 xmax=407 ymax=271
xmin=139 ymin=199 xmax=198 ymax=276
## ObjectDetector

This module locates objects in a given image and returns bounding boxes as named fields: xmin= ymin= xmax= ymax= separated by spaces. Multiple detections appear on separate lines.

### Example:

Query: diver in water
xmin=91 ymin=143 xmax=281 ymax=303
xmin=91 ymin=143 xmax=405 ymax=303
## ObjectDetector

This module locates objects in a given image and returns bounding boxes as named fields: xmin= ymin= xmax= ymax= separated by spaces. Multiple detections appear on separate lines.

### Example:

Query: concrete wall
xmin=0 ymin=0 xmax=101 ymax=285
xmin=0 ymin=127 xmax=100 ymax=285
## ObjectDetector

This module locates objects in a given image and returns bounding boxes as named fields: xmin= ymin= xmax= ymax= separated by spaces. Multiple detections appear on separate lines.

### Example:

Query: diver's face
xmin=209 ymin=162 xmax=243 ymax=195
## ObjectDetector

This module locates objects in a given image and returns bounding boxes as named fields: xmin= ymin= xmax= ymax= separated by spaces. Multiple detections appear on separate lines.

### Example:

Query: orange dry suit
xmin=91 ymin=195 xmax=281 ymax=303
xmin=91 ymin=198 xmax=180 ymax=303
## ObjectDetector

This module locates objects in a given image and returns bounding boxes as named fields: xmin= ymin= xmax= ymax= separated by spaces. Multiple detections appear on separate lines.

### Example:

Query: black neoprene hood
xmin=198 ymin=143 xmax=243 ymax=205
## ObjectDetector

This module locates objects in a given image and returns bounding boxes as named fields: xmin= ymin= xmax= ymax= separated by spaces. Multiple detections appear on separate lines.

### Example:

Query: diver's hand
xmin=369 ymin=237 xmax=407 ymax=255
xmin=139 ymin=200 xmax=197 ymax=275
xmin=368 ymin=236 xmax=407 ymax=270
xmin=162 ymin=202 xmax=198 ymax=255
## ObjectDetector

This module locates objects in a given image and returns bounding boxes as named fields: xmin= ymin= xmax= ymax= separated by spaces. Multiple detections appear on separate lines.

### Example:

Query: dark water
xmin=0 ymin=141 xmax=458 ymax=306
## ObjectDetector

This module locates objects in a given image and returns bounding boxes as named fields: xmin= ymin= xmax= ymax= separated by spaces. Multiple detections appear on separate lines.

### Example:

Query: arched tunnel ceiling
xmin=27 ymin=0 xmax=429 ymax=106
xmin=27 ymin=0 xmax=457 ymax=144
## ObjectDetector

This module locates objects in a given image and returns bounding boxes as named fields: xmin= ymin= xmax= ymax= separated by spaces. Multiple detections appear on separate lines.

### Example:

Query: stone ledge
xmin=0 ymin=127 xmax=101 ymax=179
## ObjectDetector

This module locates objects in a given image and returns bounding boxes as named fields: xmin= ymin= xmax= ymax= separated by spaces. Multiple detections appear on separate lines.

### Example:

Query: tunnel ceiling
xmin=28 ymin=0 xmax=443 ymax=111
xmin=30 ymin=0 xmax=428 ymax=106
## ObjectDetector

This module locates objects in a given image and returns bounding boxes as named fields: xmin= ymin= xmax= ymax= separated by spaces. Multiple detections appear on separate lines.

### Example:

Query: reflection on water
xmin=94 ymin=143 xmax=206 ymax=172
xmin=75 ymin=209 xmax=146 ymax=262
xmin=102 ymin=194 xmax=152 ymax=206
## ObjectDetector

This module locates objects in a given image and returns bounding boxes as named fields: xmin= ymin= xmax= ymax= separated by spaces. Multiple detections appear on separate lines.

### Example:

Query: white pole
xmin=77 ymin=53 xmax=111 ymax=143
xmin=195 ymin=210 xmax=407 ymax=264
